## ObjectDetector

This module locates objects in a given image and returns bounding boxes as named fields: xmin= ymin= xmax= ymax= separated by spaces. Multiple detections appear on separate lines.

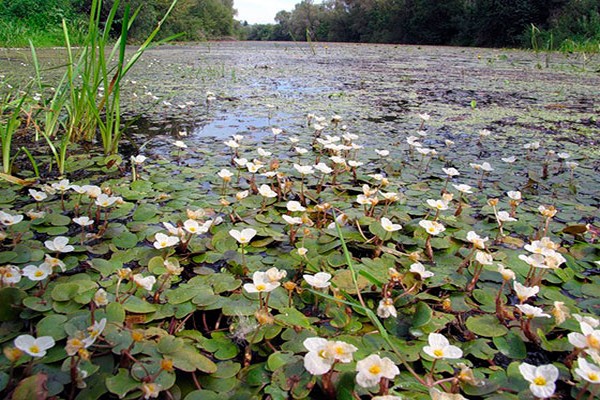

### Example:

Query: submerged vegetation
xmin=0 ymin=1 xmax=600 ymax=399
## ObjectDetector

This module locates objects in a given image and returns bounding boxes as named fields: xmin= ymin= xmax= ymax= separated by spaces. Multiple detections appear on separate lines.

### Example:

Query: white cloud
xmin=234 ymin=0 xmax=299 ymax=24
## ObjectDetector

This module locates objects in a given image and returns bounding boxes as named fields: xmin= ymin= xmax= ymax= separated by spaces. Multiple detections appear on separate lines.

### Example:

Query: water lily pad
xmin=465 ymin=315 xmax=508 ymax=337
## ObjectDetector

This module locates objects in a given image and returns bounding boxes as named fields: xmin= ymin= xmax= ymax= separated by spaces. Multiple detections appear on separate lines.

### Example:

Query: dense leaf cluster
xmin=244 ymin=0 xmax=600 ymax=49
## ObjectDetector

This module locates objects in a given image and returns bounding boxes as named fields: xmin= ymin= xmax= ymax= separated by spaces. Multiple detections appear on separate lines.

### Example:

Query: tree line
xmin=0 ymin=0 xmax=239 ymax=46
xmin=1 ymin=0 xmax=598 ymax=49
xmin=244 ymin=0 xmax=600 ymax=49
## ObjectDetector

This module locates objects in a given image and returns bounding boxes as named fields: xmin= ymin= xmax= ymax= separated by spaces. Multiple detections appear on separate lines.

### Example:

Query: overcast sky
xmin=234 ymin=0 xmax=301 ymax=24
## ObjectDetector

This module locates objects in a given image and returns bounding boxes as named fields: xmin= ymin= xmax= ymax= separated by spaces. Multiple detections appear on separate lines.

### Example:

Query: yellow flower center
xmin=29 ymin=345 xmax=40 ymax=354
xmin=34 ymin=270 xmax=44 ymax=277
xmin=588 ymin=373 xmax=599 ymax=381
xmin=160 ymin=241 xmax=167 ymax=247
xmin=433 ymin=349 xmax=444 ymax=358
xmin=335 ymin=346 xmax=344 ymax=355
xmin=368 ymin=365 xmax=382 ymax=375
xmin=255 ymin=284 xmax=266 ymax=291
xmin=588 ymin=336 xmax=599 ymax=349
xmin=533 ymin=376 xmax=546 ymax=386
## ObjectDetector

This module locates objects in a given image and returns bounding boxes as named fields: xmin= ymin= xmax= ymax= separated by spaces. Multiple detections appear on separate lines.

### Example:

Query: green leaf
xmin=0 ymin=287 xmax=26 ymax=321
xmin=111 ymin=231 xmax=138 ymax=249
xmin=412 ymin=302 xmax=433 ymax=328
xmin=106 ymin=302 xmax=126 ymax=324
xmin=274 ymin=307 xmax=316 ymax=330
xmin=184 ymin=390 xmax=220 ymax=400
xmin=493 ymin=330 xmax=526 ymax=359
xmin=122 ymin=296 xmax=158 ymax=313
xmin=36 ymin=315 xmax=68 ymax=340
xmin=13 ymin=373 xmax=48 ymax=400
xmin=465 ymin=315 xmax=508 ymax=338
xmin=267 ymin=352 xmax=296 ymax=372
xmin=171 ymin=345 xmax=218 ymax=373
xmin=91 ymin=258 xmax=121 ymax=277
xmin=106 ymin=369 xmax=139 ymax=399
xmin=132 ymin=203 xmax=158 ymax=221
xmin=22 ymin=296 xmax=53 ymax=312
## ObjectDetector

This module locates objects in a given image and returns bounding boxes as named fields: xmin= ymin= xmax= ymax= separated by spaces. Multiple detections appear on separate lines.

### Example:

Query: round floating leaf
xmin=465 ymin=315 xmax=508 ymax=337
xmin=171 ymin=345 xmax=217 ymax=373
xmin=412 ymin=301 xmax=433 ymax=328
xmin=106 ymin=369 xmax=139 ymax=399
xmin=122 ymin=296 xmax=158 ymax=313
xmin=493 ymin=330 xmax=526 ymax=359
xmin=22 ymin=296 xmax=53 ymax=312
xmin=111 ymin=231 xmax=139 ymax=249
xmin=36 ymin=314 xmax=68 ymax=340
xmin=132 ymin=203 xmax=158 ymax=221
xmin=106 ymin=302 xmax=126 ymax=324
xmin=0 ymin=287 xmax=26 ymax=321
xmin=13 ymin=373 xmax=48 ymax=400
xmin=184 ymin=390 xmax=220 ymax=400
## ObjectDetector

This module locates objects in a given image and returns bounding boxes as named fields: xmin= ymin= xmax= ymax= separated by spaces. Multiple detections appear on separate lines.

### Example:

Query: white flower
xmin=218 ymin=169 xmax=233 ymax=181
xmin=282 ymin=215 xmax=303 ymax=225
xmin=265 ymin=267 xmax=287 ymax=283
xmin=355 ymin=354 xmax=400 ymax=388
xmin=224 ymin=140 xmax=240 ymax=149
xmin=513 ymin=281 xmax=539 ymax=302
xmin=286 ymin=201 xmax=306 ymax=212
xmin=257 ymin=148 xmax=272 ymax=157
xmin=243 ymin=271 xmax=280 ymax=293
xmin=497 ymin=264 xmax=515 ymax=281
xmin=83 ymin=185 xmax=102 ymax=198
xmin=294 ymin=164 xmax=314 ymax=175
xmin=29 ymin=189 xmax=48 ymax=201
xmin=0 ymin=265 xmax=21 ymax=285
xmin=375 ymin=149 xmax=390 ymax=157
xmin=153 ymin=233 xmax=180 ymax=249
xmin=297 ymin=247 xmax=308 ymax=257
xmin=519 ymin=254 xmax=549 ymax=269
xmin=575 ymin=357 xmax=600 ymax=384
xmin=314 ymin=162 xmax=333 ymax=174
xmin=380 ymin=217 xmax=402 ymax=232
xmin=14 ymin=334 xmax=55 ymax=357
xmin=568 ymin=321 xmax=600 ymax=351
xmin=83 ymin=318 xmax=107 ymax=347
xmin=73 ymin=216 xmax=94 ymax=227
xmin=94 ymin=288 xmax=109 ymax=307
xmin=174 ymin=140 xmax=187 ymax=149
xmin=347 ymin=160 xmax=363 ymax=168
xmin=52 ymin=179 xmax=71 ymax=192
xmin=418 ymin=113 xmax=430 ymax=121
xmin=272 ymin=128 xmax=283 ymax=136
xmin=497 ymin=211 xmax=516 ymax=222
xmin=141 ymin=382 xmax=162 ymax=399
xmin=45 ymin=236 xmax=74 ymax=253
xmin=442 ymin=167 xmax=460 ymax=177
xmin=377 ymin=298 xmax=397 ymax=318
xmin=42 ymin=254 xmax=65 ymax=272
xmin=452 ymin=184 xmax=473 ymax=193
xmin=302 ymin=338 xmax=329 ymax=375
xmin=574 ymin=314 xmax=599 ymax=328
xmin=234 ymin=157 xmax=248 ymax=167
xmin=22 ymin=264 xmax=53 ymax=281
xmin=303 ymin=272 xmax=332 ymax=289
xmin=0 ymin=211 xmax=23 ymax=226
xmin=507 ymin=191 xmax=522 ymax=200
xmin=466 ymin=231 xmax=488 ymax=249
xmin=423 ymin=333 xmax=463 ymax=359
xmin=419 ymin=220 xmax=445 ymax=235
xmin=381 ymin=192 xmax=399 ymax=202
xmin=516 ymin=304 xmax=551 ymax=319
xmin=429 ymin=387 xmax=469 ymax=400
xmin=479 ymin=129 xmax=491 ymax=137
xmin=229 ymin=228 xmax=257 ymax=244
xmin=502 ymin=156 xmax=517 ymax=163
xmin=427 ymin=199 xmax=449 ymax=211
xmin=236 ymin=190 xmax=249 ymax=201
xmin=410 ymin=262 xmax=434 ymax=279
xmin=295 ymin=147 xmax=308 ymax=155
xmin=557 ymin=152 xmax=570 ymax=159
xmin=518 ymin=363 xmax=558 ymax=399
xmin=475 ymin=251 xmax=493 ymax=265
xmin=258 ymin=184 xmax=277 ymax=198
xmin=95 ymin=193 xmax=119 ymax=207
xmin=133 ymin=274 xmax=156 ymax=291
xmin=132 ymin=155 xmax=147 ymax=164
